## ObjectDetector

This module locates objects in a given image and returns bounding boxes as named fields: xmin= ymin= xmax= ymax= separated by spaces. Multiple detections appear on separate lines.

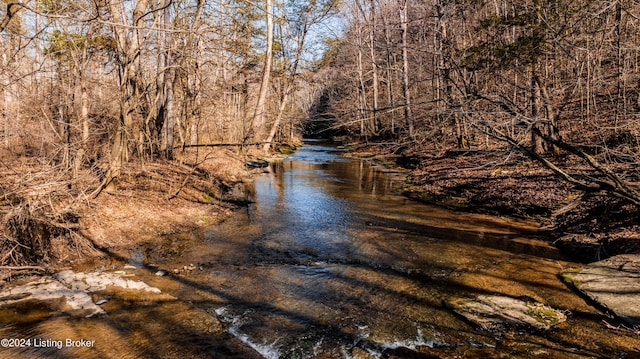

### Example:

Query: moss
xmin=527 ymin=303 xmax=566 ymax=326
xmin=277 ymin=144 xmax=297 ymax=155
xmin=278 ymin=147 xmax=296 ymax=155
xmin=559 ymin=269 xmax=583 ymax=289
xmin=202 ymin=194 xmax=217 ymax=202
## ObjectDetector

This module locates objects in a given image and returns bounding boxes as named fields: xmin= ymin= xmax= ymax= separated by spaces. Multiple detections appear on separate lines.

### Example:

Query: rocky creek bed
xmin=0 ymin=142 xmax=639 ymax=357
xmin=347 ymin=143 xmax=640 ymax=336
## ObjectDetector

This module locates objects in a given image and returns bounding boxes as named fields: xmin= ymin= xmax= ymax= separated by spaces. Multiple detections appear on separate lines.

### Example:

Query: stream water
xmin=1 ymin=140 xmax=640 ymax=358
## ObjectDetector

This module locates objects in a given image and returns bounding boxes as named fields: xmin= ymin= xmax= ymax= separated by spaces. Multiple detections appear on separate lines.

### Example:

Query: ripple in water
xmin=215 ymin=307 xmax=282 ymax=359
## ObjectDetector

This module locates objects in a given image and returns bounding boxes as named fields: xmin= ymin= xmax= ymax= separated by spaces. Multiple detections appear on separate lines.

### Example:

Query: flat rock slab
xmin=446 ymin=295 xmax=567 ymax=331
xmin=561 ymin=254 xmax=640 ymax=329
xmin=0 ymin=270 xmax=162 ymax=317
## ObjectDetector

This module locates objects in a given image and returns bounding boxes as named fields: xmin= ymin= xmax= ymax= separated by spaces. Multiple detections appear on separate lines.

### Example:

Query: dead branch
xmin=176 ymin=142 xmax=271 ymax=148
xmin=167 ymin=166 xmax=197 ymax=200
xmin=473 ymin=121 xmax=600 ymax=192
xmin=530 ymin=126 xmax=640 ymax=205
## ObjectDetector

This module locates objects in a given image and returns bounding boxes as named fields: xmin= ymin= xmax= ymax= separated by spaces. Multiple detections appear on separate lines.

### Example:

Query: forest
xmin=321 ymin=0 xmax=640 ymax=259
xmin=0 ymin=0 xmax=639 ymax=269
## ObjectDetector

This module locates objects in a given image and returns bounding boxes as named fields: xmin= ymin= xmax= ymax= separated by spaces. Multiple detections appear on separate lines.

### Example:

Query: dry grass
xmin=80 ymin=147 xmax=252 ymax=248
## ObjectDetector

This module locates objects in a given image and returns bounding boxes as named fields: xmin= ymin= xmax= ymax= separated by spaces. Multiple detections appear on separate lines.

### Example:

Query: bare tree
xmin=399 ymin=0 xmax=413 ymax=138
xmin=250 ymin=0 xmax=274 ymax=142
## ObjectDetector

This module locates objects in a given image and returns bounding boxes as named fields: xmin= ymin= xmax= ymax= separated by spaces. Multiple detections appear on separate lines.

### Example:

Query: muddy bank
xmin=344 ymin=144 xmax=640 ymax=263
xmin=0 ymin=148 xmax=276 ymax=278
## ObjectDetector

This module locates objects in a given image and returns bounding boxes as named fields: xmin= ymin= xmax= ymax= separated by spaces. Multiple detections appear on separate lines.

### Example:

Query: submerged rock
xmin=561 ymin=254 xmax=640 ymax=330
xmin=446 ymin=295 xmax=567 ymax=331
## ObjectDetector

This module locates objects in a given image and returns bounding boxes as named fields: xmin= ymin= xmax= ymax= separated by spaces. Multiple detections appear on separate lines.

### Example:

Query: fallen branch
xmin=176 ymin=142 xmax=271 ymax=149
xmin=470 ymin=93 xmax=640 ymax=207
xmin=473 ymin=121 xmax=600 ymax=192
xmin=167 ymin=166 xmax=197 ymax=200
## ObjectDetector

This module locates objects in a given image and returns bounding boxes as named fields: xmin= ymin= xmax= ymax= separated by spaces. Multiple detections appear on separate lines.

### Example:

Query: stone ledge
xmin=561 ymin=254 xmax=640 ymax=330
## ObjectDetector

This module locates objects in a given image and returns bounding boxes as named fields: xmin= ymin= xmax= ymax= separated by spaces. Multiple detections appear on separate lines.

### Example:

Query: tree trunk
xmin=0 ymin=56 xmax=7 ymax=147
xmin=162 ymin=67 xmax=176 ymax=159
xmin=369 ymin=0 xmax=379 ymax=134
xmin=190 ymin=0 xmax=206 ymax=147
xmin=399 ymin=0 xmax=414 ymax=138
xmin=94 ymin=0 xmax=150 ymax=196
xmin=74 ymin=78 xmax=89 ymax=177
xmin=530 ymin=64 xmax=545 ymax=154
xmin=379 ymin=2 xmax=396 ymax=135
xmin=250 ymin=0 xmax=274 ymax=141
xmin=615 ymin=0 xmax=623 ymax=118
xmin=263 ymin=6 xmax=313 ymax=153
xmin=356 ymin=30 xmax=368 ymax=138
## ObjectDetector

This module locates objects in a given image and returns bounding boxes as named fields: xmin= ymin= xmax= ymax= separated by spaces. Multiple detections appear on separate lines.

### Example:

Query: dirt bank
xmin=346 ymin=143 xmax=640 ymax=264
xmin=0 ymin=148 xmax=275 ymax=278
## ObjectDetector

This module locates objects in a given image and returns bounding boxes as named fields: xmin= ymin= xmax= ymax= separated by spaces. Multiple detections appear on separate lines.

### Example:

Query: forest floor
xmin=346 ymin=142 xmax=640 ymax=264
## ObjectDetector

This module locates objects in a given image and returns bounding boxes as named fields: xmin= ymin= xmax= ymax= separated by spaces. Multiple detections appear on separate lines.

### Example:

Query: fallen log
xmin=176 ymin=142 xmax=273 ymax=149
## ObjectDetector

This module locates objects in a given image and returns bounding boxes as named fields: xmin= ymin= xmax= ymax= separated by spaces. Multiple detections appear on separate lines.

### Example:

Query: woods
xmin=1 ymin=0 xmax=639 ymax=267
xmin=0 ymin=0 xmax=337 ymax=193
xmin=320 ymin=0 xmax=640 ymax=215
xmin=0 ymin=0 xmax=337 ymax=267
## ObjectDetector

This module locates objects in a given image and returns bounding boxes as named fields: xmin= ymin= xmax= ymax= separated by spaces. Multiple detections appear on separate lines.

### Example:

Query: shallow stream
xmin=1 ymin=140 xmax=639 ymax=358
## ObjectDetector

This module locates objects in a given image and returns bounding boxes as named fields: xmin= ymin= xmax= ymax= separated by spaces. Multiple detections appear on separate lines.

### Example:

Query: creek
xmin=1 ymin=139 xmax=639 ymax=358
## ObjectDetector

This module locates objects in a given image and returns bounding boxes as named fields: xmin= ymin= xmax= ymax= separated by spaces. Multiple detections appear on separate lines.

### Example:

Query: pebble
xmin=155 ymin=270 xmax=168 ymax=276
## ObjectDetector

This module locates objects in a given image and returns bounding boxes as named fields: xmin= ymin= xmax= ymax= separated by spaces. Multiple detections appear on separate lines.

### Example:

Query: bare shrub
xmin=0 ymin=205 xmax=96 ymax=267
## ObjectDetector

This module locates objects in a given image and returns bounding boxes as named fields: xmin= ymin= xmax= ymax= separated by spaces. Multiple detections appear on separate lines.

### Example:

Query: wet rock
xmin=92 ymin=294 xmax=110 ymax=305
xmin=561 ymin=254 xmax=640 ymax=330
xmin=0 ymin=278 xmax=104 ymax=317
xmin=54 ymin=270 xmax=161 ymax=293
xmin=246 ymin=159 xmax=269 ymax=169
xmin=0 ymin=270 xmax=163 ymax=318
xmin=446 ymin=295 xmax=567 ymax=331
